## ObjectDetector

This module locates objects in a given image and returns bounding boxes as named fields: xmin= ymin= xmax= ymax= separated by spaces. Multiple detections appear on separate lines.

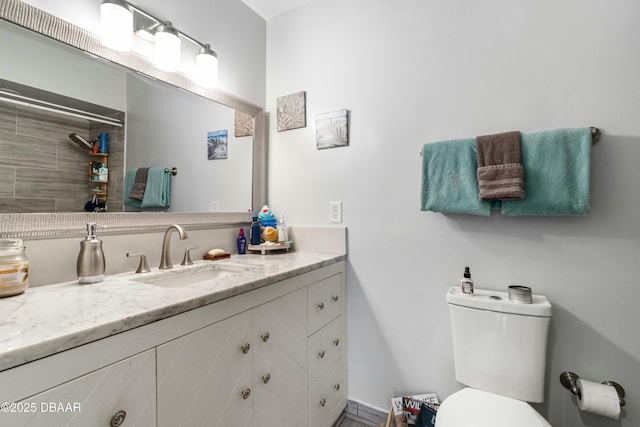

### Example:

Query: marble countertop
xmin=0 ymin=251 xmax=345 ymax=372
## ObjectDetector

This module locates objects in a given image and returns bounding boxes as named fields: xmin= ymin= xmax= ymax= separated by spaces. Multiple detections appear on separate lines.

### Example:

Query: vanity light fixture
xmin=99 ymin=0 xmax=133 ymax=51
xmin=154 ymin=21 xmax=181 ymax=72
xmin=98 ymin=0 xmax=219 ymax=85
xmin=195 ymin=44 xmax=219 ymax=87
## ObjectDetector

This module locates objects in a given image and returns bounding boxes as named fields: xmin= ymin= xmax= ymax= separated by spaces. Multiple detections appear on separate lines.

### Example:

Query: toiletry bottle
xmin=77 ymin=223 xmax=105 ymax=284
xmin=99 ymin=132 xmax=108 ymax=153
xmin=237 ymin=228 xmax=247 ymax=254
xmin=250 ymin=216 xmax=261 ymax=245
xmin=98 ymin=164 xmax=108 ymax=181
xmin=461 ymin=266 xmax=474 ymax=295
xmin=277 ymin=213 xmax=288 ymax=243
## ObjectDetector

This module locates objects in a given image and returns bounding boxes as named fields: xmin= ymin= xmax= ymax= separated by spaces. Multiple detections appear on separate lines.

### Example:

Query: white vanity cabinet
xmin=0 ymin=259 xmax=346 ymax=427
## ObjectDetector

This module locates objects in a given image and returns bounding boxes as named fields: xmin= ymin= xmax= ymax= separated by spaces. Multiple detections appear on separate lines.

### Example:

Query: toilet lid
xmin=436 ymin=388 xmax=551 ymax=427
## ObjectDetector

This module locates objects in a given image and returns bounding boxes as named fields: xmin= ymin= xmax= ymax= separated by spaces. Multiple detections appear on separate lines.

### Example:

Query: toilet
xmin=436 ymin=286 xmax=553 ymax=427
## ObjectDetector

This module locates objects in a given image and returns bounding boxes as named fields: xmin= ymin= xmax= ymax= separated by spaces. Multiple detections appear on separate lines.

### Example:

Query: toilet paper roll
xmin=577 ymin=378 xmax=620 ymax=419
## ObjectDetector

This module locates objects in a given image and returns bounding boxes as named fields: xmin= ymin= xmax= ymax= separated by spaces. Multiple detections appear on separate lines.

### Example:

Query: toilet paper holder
xmin=560 ymin=371 xmax=626 ymax=406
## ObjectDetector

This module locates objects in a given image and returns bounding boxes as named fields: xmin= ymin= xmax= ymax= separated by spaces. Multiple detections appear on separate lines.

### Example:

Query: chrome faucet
xmin=159 ymin=224 xmax=188 ymax=269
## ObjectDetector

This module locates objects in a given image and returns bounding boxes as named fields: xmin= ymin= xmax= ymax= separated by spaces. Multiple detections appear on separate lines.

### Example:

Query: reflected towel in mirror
xmin=124 ymin=167 xmax=171 ymax=208
xmin=128 ymin=167 xmax=150 ymax=200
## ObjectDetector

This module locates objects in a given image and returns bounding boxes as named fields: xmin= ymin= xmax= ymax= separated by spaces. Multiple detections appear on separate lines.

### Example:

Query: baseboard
xmin=344 ymin=399 xmax=388 ymax=425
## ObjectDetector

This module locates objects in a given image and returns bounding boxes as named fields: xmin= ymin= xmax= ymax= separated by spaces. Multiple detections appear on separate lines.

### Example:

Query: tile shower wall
xmin=0 ymin=101 xmax=124 ymax=213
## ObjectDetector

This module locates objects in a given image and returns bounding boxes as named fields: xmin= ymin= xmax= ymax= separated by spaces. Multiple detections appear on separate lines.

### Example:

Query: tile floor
xmin=334 ymin=413 xmax=380 ymax=427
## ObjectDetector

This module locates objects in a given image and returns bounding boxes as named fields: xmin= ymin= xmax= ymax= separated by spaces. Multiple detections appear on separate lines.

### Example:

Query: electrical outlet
xmin=329 ymin=201 xmax=342 ymax=223
xmin=210 ymin=201 xmax=219 ymax=212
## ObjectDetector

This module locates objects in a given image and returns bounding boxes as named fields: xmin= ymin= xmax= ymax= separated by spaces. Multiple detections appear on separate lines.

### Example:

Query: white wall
xmin=266 ymin=1 xmax=640 ymax=426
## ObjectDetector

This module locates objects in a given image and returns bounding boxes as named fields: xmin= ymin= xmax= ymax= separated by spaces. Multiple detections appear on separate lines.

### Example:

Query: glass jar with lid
xmin=0 ymin=238 xmax=29 ymax=297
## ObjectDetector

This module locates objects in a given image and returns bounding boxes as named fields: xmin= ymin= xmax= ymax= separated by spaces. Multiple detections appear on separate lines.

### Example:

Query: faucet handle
xmin=127 ymin=252 xmax=150 ymax=274
xmin=181 ymin=245 xmax=199 ymax=266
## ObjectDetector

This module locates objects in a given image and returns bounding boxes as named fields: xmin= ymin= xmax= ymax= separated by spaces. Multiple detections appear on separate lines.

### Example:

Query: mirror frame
xmin=0 ymin=0 xmax=266 ymax=237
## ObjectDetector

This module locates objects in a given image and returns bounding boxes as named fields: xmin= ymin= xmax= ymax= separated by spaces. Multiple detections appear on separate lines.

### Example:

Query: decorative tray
xmin=203 ymin=253 xmax=231 ymax=261
xmin=248 ymin=242 xmax=292 ymax=255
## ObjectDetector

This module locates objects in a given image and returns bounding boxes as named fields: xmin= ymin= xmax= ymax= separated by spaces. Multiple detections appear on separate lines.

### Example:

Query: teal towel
xmin=123 ymin=167 xmax=171 ymax=208
xmin=421 ymin=139 xmax=492 ymax=216
xmin=501 ymin=128 xmax=591 ymax=215
xmin=141 ymin=167 xmax=171 ymax=208
xmin=123 ymin=168 xmax=142 ymax=208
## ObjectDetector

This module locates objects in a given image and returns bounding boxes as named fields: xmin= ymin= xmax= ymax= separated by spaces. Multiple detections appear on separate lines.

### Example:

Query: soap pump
xmin=77 ymin=222 xmax=105 ymax=284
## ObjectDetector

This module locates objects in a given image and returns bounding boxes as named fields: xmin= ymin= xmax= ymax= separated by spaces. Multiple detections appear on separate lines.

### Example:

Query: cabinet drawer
xmin=308 ymin=316 xmax=343 ymax=383
xmin=12 ymin=349 xmax=156 ymax=427
xmin=253 ymin=288 xmax=309 ymax=426
xmin=308 ymin=273 xmax=342 ymax=335
xmin=157 ymin=311 xmax=253 ymax=427
xmin=253 ymin=352 xmax=309 ymax=427
xmin=309 ymin=358 xmax=346 ymax=427
xmin=253 ymin=287 xmax=308 ymax=369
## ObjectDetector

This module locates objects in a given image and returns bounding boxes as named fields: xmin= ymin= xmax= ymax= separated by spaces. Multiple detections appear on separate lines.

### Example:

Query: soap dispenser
xmin=77 ymin=223 xmax=105 ymax=284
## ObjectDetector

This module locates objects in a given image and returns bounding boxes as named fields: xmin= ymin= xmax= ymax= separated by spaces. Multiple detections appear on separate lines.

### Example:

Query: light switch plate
xmin=329 ymin=201 xmax=342 ymax=223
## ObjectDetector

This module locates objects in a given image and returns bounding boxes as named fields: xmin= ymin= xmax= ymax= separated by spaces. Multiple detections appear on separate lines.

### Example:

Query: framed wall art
xmin=276 ymin=91 xmax=306 ymax=132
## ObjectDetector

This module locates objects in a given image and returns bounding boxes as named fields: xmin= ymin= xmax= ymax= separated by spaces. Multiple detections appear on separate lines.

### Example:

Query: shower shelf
xmin=88 ymin=152 xmax=109 ymax=204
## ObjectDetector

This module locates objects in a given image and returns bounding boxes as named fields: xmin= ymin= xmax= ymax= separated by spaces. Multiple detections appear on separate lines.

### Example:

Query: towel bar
xmin=419 ymin=127 xmax=601 ymax=156
xmin=164 ymin=167 xmax=178 ymax=176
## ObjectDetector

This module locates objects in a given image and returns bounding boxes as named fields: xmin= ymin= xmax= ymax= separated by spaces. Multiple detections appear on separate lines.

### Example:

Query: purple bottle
xmin=237 ymin=228 xmax=247 ymax=254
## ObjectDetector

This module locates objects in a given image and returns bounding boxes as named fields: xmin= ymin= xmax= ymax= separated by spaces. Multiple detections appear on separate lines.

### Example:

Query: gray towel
xmin=128 ymin=167 xmax=149 ymax=200
xmin=476 ymin=131 xmax=525 ymax=200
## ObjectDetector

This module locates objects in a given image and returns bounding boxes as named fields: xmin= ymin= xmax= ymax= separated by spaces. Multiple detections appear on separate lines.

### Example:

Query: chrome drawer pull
xmin=320 ymin=398 xmax=327 ymax=407
xmin=333 ymin=338 xmax=340 ymax=346
xmin=332 ymin=295 xmax=339 ymax=302
xmin=110 ymin=410 xmax=126 ymax=427
xmin=318 ymin=302 xmax=325 ymax=310
xmin=241 ymin=343 xmax=251 ymax=354
xmin=334 ymin=384 xmax=341 ymax=391
xmin=261 ymin=332 xmax=270 ymax=342
xmin=319 ymin=350 xmax=326 ymax=358
xmin=241 ymin=388 xmax=251 ymax=399
xmin=262 ymin=373 xmax=271 ymax=384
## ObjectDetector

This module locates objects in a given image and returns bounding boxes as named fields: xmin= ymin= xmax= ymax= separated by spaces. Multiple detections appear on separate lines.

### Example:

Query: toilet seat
xmin=436 ymin=388 xmax=551 ymax=427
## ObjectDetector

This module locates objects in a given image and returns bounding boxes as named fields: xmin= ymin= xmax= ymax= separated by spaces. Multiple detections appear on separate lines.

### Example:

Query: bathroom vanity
xmin=0 ymin=252 xmax=346 ymax=427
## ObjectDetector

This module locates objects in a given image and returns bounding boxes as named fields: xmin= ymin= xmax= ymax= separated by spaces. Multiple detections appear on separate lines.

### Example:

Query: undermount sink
xmin=131 ymin=262 xmax=250 ymax=288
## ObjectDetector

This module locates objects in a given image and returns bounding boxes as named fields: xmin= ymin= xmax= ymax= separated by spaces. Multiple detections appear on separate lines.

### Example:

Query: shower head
xmin=68 ymin=133 xmax=94 ymax=151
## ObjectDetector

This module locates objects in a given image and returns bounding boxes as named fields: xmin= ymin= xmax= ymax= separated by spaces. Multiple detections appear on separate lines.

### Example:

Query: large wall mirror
xmin=0 ymin=0 xmax=266 ymax=237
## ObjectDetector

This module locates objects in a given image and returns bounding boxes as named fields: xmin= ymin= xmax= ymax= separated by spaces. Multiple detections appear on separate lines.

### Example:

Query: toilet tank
xmin=446 ymin=287 xmax=552 ymax=403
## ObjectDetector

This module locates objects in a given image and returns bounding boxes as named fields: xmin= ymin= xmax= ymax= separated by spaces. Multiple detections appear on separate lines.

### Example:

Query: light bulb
xmin=195 ymin=44 xmax=219 ymax=87
xmin=99 ymin=0 xmax=133 ymax=51
xmin=155 ymin=21 xmax=181 ymax=72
